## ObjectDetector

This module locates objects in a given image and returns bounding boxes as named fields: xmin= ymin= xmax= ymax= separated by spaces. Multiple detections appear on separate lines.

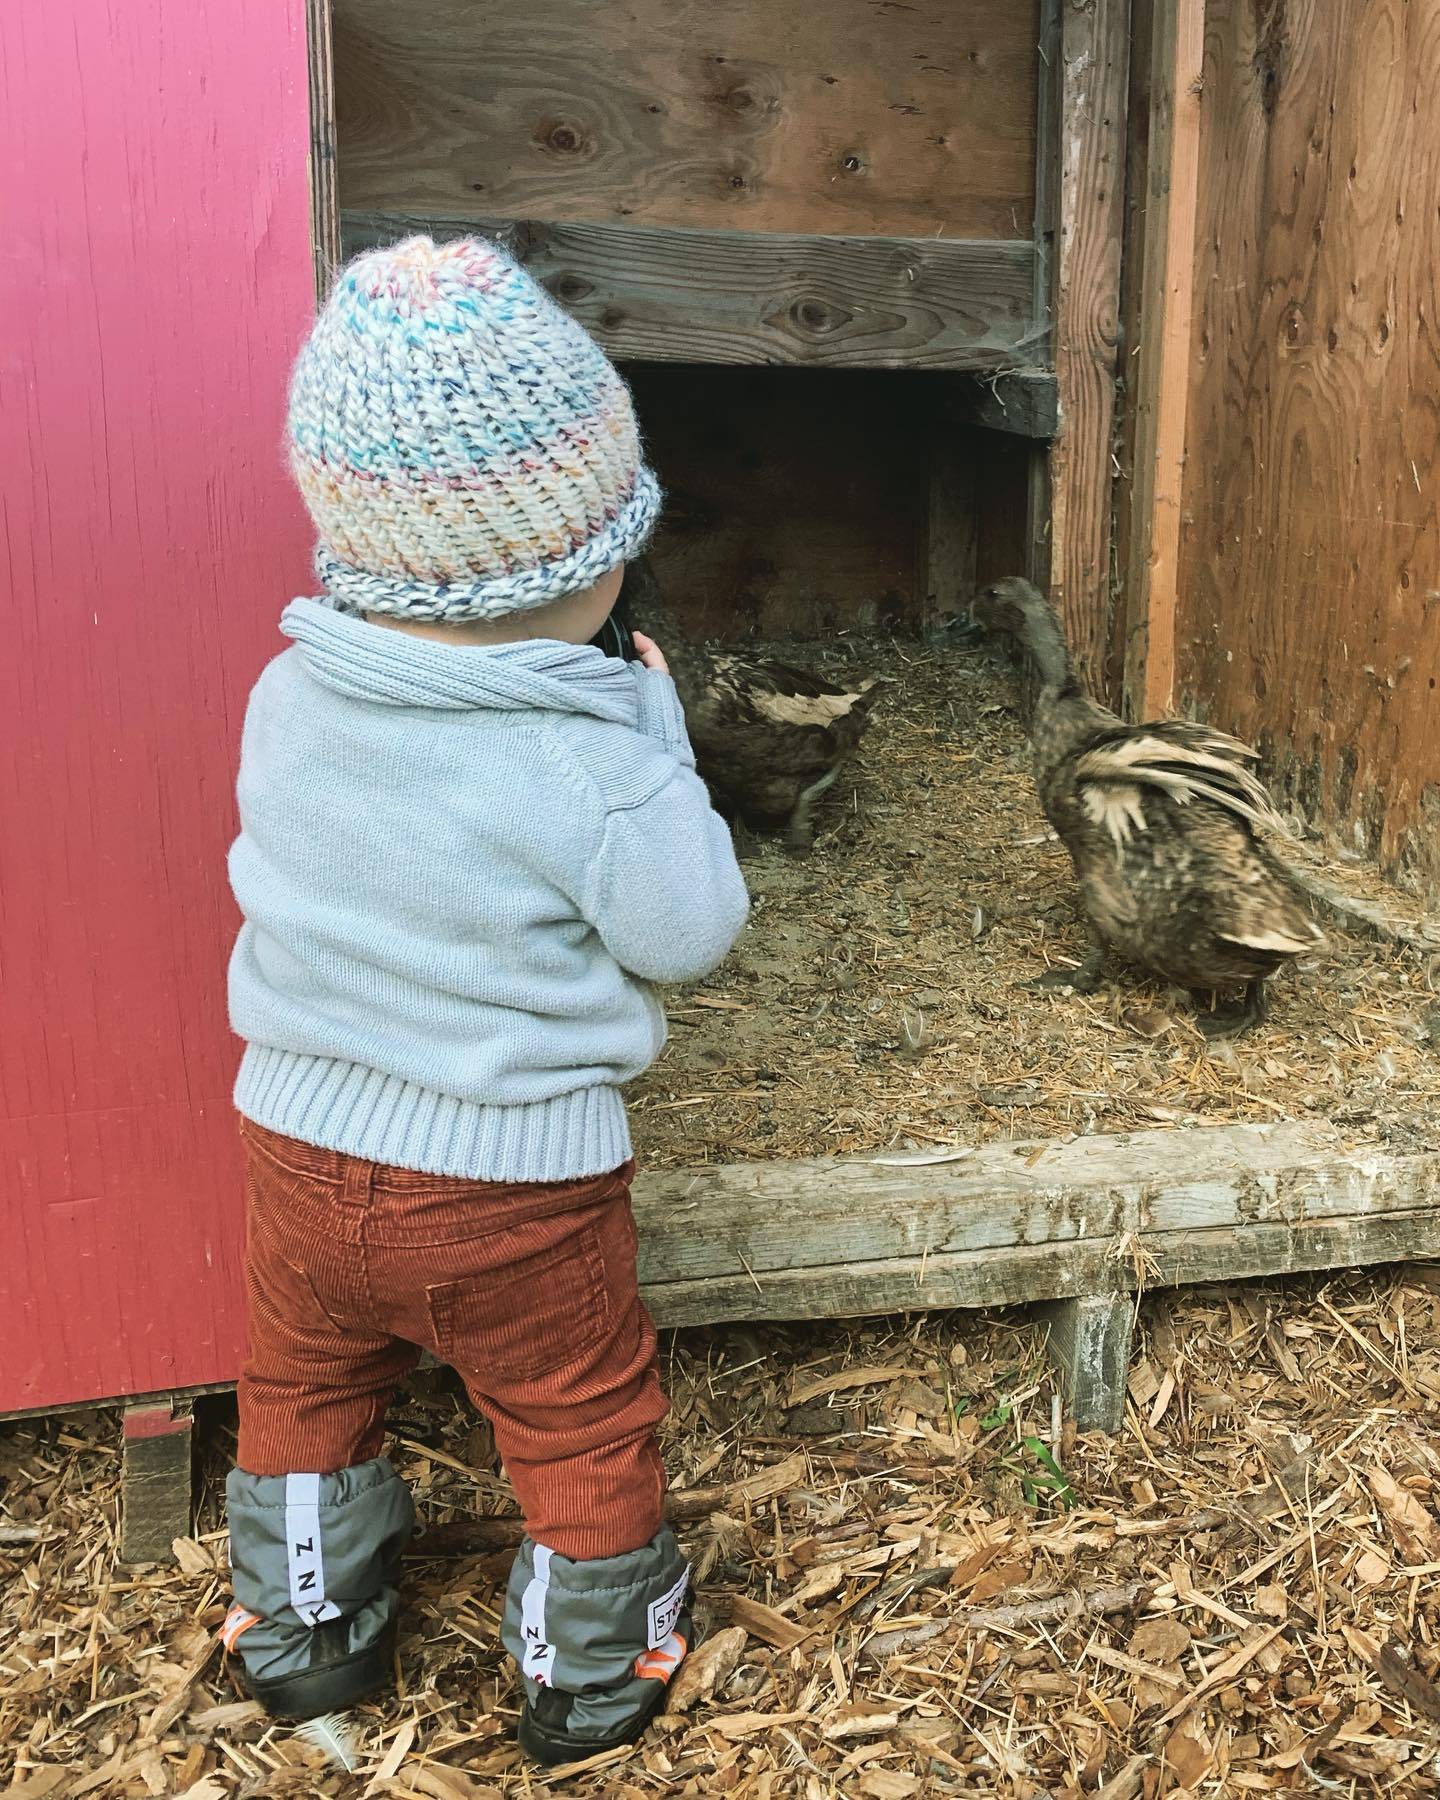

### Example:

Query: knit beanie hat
xmin=286 ymin=236 xmax=661 ymax=620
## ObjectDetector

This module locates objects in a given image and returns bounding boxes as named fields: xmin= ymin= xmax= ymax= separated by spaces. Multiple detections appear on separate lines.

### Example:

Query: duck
xmin=969 ymin=576 xmax=1323 ymax=1037
xmin=612 ymin=557 xmax=882 ymax=851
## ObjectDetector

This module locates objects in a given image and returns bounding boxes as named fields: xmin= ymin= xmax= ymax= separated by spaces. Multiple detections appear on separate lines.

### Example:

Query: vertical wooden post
xmin=1039 ymin=1293 xmax=1135 ymax=1433
xmin=923 ymin=432 xmax=978 ymax=632
xmin=1025 ymin=0 xmax=1064 ymax=600
xmin=1118 ymin=0 xmax=1205 ymax=719
xmin=120 ymin=1400 xmax=195 ymax=1563
xmin=1040 ymin=0 xmax=1134 ymax=688
xmin=306 ymin=0 xmax=341 ymax=301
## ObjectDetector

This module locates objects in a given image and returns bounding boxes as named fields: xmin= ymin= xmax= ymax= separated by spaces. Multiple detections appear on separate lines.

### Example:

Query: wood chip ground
xmin=6 ymin=1273 xmax=1440 ymax=1795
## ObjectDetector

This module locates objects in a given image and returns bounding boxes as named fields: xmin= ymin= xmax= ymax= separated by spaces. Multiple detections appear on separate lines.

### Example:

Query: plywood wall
xmin=333 ymin=0 xmax=1037 ymax=242
xmin=1174 ymin=0 xmax=1440 ymax=881
xmin=630 ymin=367 xmax=943 ymax=640
xmin=0 ymin=0 xmax=317 ymax=1410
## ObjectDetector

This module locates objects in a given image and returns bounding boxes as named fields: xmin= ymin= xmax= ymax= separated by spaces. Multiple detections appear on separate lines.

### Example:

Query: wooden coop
xmin=7 ymin=0 xmax=1440 ymax=1554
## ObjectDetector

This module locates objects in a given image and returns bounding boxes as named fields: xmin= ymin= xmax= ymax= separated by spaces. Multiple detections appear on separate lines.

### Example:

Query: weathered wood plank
xmin=1105 ymin=0 xmax=1158 ymax=706
xmin=1117 ymin=0 xmax=1203 ymax=719
xmin=332 ymin=0 xmax=1039 ymax=243
xmin=1023 ymin=0 xmax=1062 ymax=596
xmin=640 ymin=1207 xmax=1440 ymax=1330
xmin=341 ymin=212 xmax=1038 ymax=373
xmin=1175 ymin=0 xmax=1440 ymax=887
xmin=306 ymin=0 xmax=340 ymax=301
xmin=631 ymin=1121 xmax=1440 ymax=1327
xmin=1045 ymin=0 xmax=1133 ymax=689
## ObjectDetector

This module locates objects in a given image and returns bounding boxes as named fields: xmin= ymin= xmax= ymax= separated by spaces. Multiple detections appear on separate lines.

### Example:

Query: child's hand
xmin=632 ymin=631 xmax=670 ymax=676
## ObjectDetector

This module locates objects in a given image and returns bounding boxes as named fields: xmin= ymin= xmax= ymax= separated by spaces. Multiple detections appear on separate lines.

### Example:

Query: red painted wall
xmin=1 ymin=1 xmax=317 ymax=1409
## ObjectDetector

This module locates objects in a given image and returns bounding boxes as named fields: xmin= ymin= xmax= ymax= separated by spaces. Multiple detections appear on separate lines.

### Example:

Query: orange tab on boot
xmin=634 ymin=1631 xmax=686 ymax=1683
xmin=220 ymin=1604 xmax=262 ymax=1653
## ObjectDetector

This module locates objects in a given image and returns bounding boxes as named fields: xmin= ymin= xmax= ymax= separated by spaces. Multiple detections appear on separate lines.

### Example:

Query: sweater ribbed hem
xmin=234 ymin=1046 xmax=633 ymax=1183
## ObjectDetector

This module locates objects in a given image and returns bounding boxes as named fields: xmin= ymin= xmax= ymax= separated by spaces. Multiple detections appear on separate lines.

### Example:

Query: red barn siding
xmin=1 ymin=0 xmax=317 ymax=1409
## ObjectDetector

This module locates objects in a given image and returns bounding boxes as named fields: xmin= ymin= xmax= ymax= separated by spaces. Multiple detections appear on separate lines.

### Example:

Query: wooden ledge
xmin=341 ymin=211 xmax=1040 ymax=372
xmin=943 ymin=368 xmax=1060 ymax=440
xmin=631 ymin=1120 xmax=1440 ymax=1327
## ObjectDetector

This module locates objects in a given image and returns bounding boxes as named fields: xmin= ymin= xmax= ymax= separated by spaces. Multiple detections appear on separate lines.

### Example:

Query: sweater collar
xmin=280 ymin=598 xmax=640 ymax=725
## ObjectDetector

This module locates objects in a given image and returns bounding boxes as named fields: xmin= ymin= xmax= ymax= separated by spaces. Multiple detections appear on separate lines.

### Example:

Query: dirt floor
xmin=5 ymin=1273 xmax=1440 ymax=1797
xmin=630 ymin=638 xmax=1440 ymax=1170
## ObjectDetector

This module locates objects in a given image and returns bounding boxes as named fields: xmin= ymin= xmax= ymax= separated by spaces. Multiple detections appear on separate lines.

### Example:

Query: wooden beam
xmin=948 ymin=371 xmax=1060 ymax=441
xmin=630 ymin=1120 xmax=1440 ymax=1328
xmin=305 ymin=0 xmax=340 ymax=303
xmin=1118 ymin=0 xmax=1204 ymax=719
xmin=340 ymin=212 xmax=1039 ymax=373
xmin=1045 ymin=0 xmax=1134 ymax=689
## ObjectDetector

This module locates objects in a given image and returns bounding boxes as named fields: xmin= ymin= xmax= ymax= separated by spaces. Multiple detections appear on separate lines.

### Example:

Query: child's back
xmin=231 ymin=602 xmax=742 ymax=1179
xmin=221 ymin=235 xmax=748 ymax=1765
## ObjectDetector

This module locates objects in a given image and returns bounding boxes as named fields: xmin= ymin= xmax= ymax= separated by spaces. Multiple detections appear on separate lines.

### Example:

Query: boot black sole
xmin=240 ymin=1619 xmax=397 ymax=1721
xmin=517 ymin=1684 xmax=665 ymax=1768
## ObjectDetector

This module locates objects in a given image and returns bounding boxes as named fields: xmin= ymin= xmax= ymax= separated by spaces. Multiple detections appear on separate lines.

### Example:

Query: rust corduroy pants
xmin=236 ymin=1121 xmax=667 ymax=1562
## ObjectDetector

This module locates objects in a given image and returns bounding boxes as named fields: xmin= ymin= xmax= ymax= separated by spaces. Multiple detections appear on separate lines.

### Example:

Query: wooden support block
xmin=1038 ymin=1293 xmax=1135 ymax=1434
xmin=947 ymin=371 xmax=1060 ymax=441
xmin=341 ymin=211 xmax=1039 ymax=373
xmin=120 ymin=1400 xmax=194 ymax=1564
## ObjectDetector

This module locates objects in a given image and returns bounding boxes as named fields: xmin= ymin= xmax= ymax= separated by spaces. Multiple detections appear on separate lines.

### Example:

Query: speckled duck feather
xmin=971 ymin=577 xmax=1323 ymax=995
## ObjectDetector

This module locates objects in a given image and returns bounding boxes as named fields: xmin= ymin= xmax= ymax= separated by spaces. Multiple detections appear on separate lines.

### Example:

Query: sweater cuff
xmin=631 ymin=668 xmax=696 ymax=768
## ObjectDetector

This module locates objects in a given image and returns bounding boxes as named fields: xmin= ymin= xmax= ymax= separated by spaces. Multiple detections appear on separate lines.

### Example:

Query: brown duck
xmin=614 ymin=558 xmax=881 ymax=851
xmin=970 ymin=576 xmax=1322 ymax=1036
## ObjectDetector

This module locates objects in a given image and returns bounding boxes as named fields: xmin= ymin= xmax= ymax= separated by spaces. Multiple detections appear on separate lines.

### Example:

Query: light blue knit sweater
xmin=228 ymin=599 xmax=750 ymax=1181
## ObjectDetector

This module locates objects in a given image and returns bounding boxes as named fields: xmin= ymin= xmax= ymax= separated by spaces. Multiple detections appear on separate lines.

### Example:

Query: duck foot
xmin=1030 ymin=948 xmax=1105 ymax=996
xmin=1195 ymin=979 xmax=1268 ymax=1041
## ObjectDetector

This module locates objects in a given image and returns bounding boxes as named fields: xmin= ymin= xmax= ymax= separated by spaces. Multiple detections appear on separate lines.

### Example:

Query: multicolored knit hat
xmin=287 ymin=236 xmax=661 ymax=619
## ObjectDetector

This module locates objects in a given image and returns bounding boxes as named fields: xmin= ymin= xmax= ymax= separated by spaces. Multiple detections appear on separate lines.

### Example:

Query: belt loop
xmin=339 ymin=1155 xmax=376 ymax=1207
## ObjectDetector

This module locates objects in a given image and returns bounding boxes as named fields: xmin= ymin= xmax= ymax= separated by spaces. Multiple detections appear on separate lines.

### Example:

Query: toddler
xmin=221 ymin=236 xmax=749 ymax=1764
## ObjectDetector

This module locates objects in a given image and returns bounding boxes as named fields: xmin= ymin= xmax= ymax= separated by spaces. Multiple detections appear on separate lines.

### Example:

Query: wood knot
xmin=790 ymin=296 xmax=849 ymax=335
xmin=549 ymin=273 xmax=593 ymax=305
xmin=536 ymin=118 xmax=587 ymax=156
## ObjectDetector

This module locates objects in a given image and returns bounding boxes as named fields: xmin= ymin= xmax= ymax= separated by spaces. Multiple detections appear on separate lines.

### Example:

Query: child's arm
xmin=630 ymin=666 xmax=696 ymax=767
xmin=585 ymin=768 xmax=749 ymax=984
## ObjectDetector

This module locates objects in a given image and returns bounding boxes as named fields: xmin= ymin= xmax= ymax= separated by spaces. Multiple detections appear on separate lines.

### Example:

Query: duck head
xmin=969 ymin=575 xmax=1048 ymax=637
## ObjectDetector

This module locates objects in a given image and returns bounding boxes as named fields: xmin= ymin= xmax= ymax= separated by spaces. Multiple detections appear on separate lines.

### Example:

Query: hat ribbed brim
xmin=316 ymin=470 xmax=662 ymax=621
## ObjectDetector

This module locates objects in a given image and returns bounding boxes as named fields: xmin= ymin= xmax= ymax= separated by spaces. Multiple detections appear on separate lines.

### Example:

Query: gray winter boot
xmin=223 ymin=1458 xmax=414 ymax=1719
xmin=502 ymin=1527 xmax=691 ymax=1766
